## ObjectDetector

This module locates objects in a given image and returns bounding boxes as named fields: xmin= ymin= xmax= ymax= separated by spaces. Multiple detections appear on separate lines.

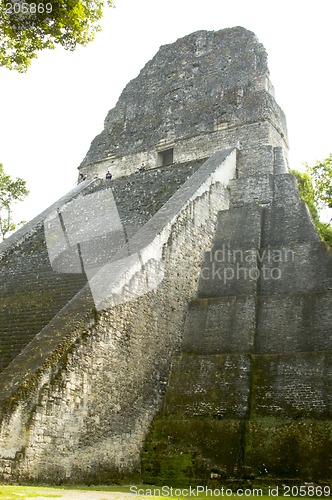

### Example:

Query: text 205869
xmin=5 ymin=2 xmax=53 ymax=14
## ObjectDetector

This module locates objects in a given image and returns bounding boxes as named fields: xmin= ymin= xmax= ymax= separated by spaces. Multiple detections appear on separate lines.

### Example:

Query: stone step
xmin=0 ymin=337 xmax=40 ymax=346
xmin=229 ymin=173 xmax=302 ymax=209
xmin=258 ymin=241 xmax=332 ymax=295
xmin=183 ymin=291 xmax=332 ymax=355
xmin=1 ymin=326 xmax=56 ymax=336
xmin=197 ymin=248 xmax=259 ymax=297
xmin=198 ymin=241 xmax=332 ymax=298
xmin=182 ymin=296 xmax=256 ymax=354
xmin=161 ymin=353 xmax=251 ymax=419
xmin=161 ymin=351 xmax=332 ymax=421
xmin=0 ymin=319 xmax=64 ymax=333
xmin=142 ymin=418 xmax=245 ymax=485
xmin=0 ymin=297 xmax=85 ymax=316
xmin=256 ymin=291 xmax=332 ymax=353
xmin=142 ymin=416 xmax=332 ymax=485
xmin=262 ymin=201 xmax=319 ymax=246
xmin=211 ymin=204 xmax=263 ymax=250
xmin=0 ymin=271 xmax=88 ymax=373
xmin=229 ymin=174 xmax=274 ymax=207
xmin=236 ymin=145 xmax=288 ymax=178
xmin=0 ymin=271 xmax=86 ymax=287
xmin=50 ymin=230 xmax=128 ymax=274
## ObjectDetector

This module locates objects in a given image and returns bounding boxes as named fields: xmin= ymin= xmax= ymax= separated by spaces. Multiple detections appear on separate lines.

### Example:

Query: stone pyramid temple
xmin=0 ymin=27 xmax=331 ymax=485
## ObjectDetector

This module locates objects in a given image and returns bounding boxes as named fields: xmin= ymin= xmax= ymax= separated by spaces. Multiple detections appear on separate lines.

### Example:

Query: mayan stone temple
xmin=0 ymin=27 xmax=331 ymax=485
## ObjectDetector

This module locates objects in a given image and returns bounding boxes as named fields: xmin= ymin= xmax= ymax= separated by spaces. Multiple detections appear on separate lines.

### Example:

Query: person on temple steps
xmin=138 ymin=162 xmax=147 ymax=172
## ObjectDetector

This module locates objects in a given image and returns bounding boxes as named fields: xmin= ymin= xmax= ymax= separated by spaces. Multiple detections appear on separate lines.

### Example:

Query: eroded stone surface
xmin=79 ymin=27 xmax=287 ymax=179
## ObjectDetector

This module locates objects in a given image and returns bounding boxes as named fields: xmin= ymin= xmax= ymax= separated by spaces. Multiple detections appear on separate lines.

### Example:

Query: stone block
xmin=229 ymin=174 xmax=273 ymax=207
xmin=162 ymin=353 xmax=251 ymax=419
xmin=182 ymin=296 xmax=256 ymax=354
xmin=251 ymin=352 xmax=332 ymax=418
xmin=273 ymin=146 xmax=289 ymax=174
xmin=212 ymin=204 xmax=263 ymax=249
xmin=256 ymin=291 xmax=332 ymax=353
xmin=262 ymin=202 xmax=319 ymax=247
xmin=258 ymin=241 xmax=332 ymax=295
xmin=198 ymin=248 xmax=259 ymax=297
xmin=245 ymin=419 xmax=332 ymax=480
xmin=273 ymin=173 xmax=302 ymax=205
xmin=142 ymin=418 xmax=245 ymax=484
xmin=236 ymin=145 xmax=274 ymax=177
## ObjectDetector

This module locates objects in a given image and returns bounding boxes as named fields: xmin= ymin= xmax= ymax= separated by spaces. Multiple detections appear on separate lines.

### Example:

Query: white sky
xmin=0 ymin=0 xmax=331 ymax=224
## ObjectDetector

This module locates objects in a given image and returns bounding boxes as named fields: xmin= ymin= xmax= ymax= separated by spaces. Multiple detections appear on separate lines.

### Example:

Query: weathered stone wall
xmin=142 ymin=143 xmax=332 ymax=484
xmin=78 ymin=27 xmax=287 ymax=180
xmin=80 ymin=121 xmax=288 ymax=182
xmin=0 ymin=150 xmax=236 ymax=483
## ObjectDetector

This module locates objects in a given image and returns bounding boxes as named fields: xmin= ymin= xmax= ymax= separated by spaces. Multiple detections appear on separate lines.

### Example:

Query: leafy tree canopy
xmin=291 ymin=155 xmax=332 ymax=246
xmin=0 ymin=163 xmax=29 ymax=240
xmin=306 ymin=153 xmax=332 ymax=211
xmin=0 ymin=0 xmax=113 ymax=72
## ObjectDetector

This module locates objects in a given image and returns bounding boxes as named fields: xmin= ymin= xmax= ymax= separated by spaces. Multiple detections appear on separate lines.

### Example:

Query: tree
xmin=307 ymin=153 xmax=332 ymax=211
xmin=0 ymin=163 xmax=29 ymax=240
xmin=0 ymin=0 xmax=113 ymax=72
xmin=291 ymin=164 xmax=332 ymax=247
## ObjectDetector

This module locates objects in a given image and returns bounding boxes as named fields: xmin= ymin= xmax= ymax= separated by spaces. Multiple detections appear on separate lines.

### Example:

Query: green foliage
xmin=316 ymin=220 xmax=332 ymax=246
xmin=291 ymin=167 xmax=332 ymax=246
xmin=291 ymin=170 xmax=318 ymax=221
xmin=306 ymin=153 xmax=332 ymax=210
xmin=0 ymin=163 xmax=29 ymax=240
xmin=0 ymin=0 xmax=113 ymax=72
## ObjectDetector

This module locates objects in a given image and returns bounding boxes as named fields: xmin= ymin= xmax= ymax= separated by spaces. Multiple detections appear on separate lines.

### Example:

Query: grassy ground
xmin=0 ymin=484 xmax=330 ymax=500
xmin=0 ymin=485 xmax=61 ymax=499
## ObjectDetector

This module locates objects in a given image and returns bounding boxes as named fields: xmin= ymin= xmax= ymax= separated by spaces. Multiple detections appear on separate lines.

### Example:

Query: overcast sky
xmin=0 ymin=0 xmax=331 ymax=223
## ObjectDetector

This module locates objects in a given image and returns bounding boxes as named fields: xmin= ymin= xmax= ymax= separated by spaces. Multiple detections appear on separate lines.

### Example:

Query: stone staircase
xmin=142 ymin=146 xmax=332 ymax=484
xmin=0 ymin=225 xmax=88 ymax=372
xmin=0 ymin=161 xmax=203 ymax=376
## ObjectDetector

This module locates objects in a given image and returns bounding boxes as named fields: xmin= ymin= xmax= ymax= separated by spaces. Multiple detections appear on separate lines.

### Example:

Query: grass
xmin=0 ymin=485 xmax=61 ymax=499
xmin=0 ymin=484 xmax=330 ymax=500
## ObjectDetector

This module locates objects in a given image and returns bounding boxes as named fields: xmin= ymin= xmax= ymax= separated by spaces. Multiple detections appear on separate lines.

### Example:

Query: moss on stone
xmin=244 ymin=419 xmax=332 ymax=480
xmin=142 ymin=418 xmax=245 ymax=485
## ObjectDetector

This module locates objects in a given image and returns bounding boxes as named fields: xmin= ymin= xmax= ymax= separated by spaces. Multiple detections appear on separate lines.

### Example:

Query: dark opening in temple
xmin=158 ymin=148 xmax=174 ymax=167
